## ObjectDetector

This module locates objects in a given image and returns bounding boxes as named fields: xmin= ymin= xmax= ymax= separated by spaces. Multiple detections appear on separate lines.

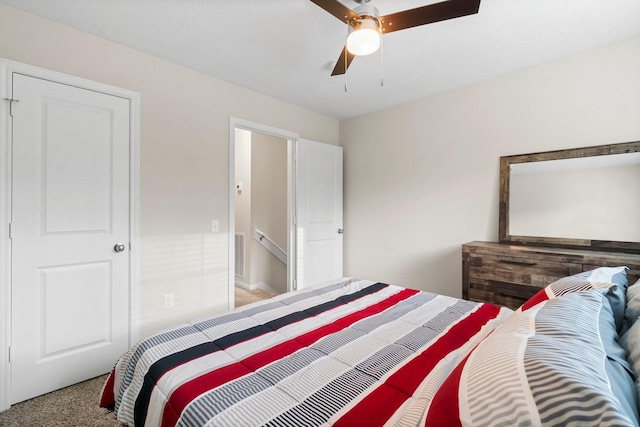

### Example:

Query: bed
xmin=100 ymin=267 xmax=640 ymax=426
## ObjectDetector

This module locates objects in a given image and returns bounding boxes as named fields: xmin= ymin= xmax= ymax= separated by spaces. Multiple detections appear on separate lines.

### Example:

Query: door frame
xmin=228 ymin=118 xmax=299 ymax=308
xmin=0 ymin=58 xmax=141 ymax=411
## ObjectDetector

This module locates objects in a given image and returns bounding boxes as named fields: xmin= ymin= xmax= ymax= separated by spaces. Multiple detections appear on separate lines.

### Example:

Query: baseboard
xmin=235 ymin=280 xmax=278 ymax=294
xmin=254 ymin=282 xmax=278 ymax=295
xmin=234 ymin=279 xmax=255 ymax=291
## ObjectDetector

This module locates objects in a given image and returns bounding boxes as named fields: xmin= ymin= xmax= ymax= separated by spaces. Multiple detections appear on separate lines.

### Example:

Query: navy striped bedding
xmin=101 ymin=272 xmax=639 ymax=426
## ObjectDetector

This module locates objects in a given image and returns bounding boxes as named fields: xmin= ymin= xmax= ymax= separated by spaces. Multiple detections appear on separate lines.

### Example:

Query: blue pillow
xmin=599 ymin=294 xmax=639 ymax=423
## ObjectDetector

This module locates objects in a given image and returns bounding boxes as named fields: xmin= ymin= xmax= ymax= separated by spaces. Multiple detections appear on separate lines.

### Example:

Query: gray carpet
xmin=0 ymin=374 xmax=121 ymax=426
xmin=0 ymin=288 xmax=274 ymax=426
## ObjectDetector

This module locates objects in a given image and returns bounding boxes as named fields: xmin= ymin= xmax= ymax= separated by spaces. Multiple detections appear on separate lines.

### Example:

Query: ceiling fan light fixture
xmin=346 ymin=17 xmax=381 ymax=56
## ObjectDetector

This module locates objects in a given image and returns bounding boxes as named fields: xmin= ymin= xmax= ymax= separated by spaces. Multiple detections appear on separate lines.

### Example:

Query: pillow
xmin=622 ymin=278 xmax=640 ymax=334
xmin=424 ymin=288 xmax=639 ymax=426
xmin=518 ymin=266 xmax=628 ymax=331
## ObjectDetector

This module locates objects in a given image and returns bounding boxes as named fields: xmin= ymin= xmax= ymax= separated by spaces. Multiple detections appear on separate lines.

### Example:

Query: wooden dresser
xmin=462 ymin=241 xmax=640 ymax=310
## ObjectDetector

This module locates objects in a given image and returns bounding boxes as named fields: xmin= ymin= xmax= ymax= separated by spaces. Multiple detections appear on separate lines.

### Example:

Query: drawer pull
xmin=499 ymin=259 xmax=538 ymax=266
xmin=499 ymin=291 xmax=528 ymax=300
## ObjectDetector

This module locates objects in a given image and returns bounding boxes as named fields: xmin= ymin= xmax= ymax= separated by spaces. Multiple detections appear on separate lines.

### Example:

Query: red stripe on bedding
xmin=333 ymin=303 xmax=501 ymax=427
xmin=99 ymin=368 xmax=116 ymax=408
xmin=520 ymin=287 xmax=551 ymax=311
xmin=161 ymin=287 xmax=420 ymax=427
xmin=423 ymin=352 xmax=469 ymax=427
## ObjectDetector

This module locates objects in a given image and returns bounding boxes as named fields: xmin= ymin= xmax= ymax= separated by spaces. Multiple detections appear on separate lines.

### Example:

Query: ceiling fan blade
xmin=310 ymin=0 xmax=359 ymax=23
xmin=381 ymin=0 xmax=481 ymax=34
xmin=331 ymin=46 xmax=356 ymax=76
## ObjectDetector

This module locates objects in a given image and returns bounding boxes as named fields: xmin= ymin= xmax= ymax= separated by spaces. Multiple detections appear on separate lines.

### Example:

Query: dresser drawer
xmin=467 ymin=253 xmax=581 ymax=289
xmin=468 ymin=282 xmax=535 ymax=309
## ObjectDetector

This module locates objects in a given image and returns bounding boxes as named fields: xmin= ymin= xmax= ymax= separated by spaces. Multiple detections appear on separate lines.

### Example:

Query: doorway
xmin=234 ymin=129 xmax=289 ymax=296
xmin=228 ymin=118 xmax=297 ymax=308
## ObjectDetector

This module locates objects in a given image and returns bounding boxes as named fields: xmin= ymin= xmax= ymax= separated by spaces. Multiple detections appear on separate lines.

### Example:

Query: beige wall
xmin=0 ymin=4 xmax=339 ymax=337
xmin=340 ymin=36 xmax=640 ymax=298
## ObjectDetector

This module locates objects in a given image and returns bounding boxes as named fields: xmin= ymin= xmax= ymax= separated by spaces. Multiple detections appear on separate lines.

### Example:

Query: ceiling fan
xmin=311 ymin=0 xmax=482 ymax=76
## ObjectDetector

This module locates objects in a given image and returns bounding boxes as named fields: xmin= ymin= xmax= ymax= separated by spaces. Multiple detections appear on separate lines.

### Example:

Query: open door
xmin=295 ymin=139 xmax=343 ymax=290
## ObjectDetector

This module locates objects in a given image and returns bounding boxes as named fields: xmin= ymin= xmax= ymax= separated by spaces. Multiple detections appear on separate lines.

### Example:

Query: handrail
xmin=254 ymin=229 xmax=287 ymax=265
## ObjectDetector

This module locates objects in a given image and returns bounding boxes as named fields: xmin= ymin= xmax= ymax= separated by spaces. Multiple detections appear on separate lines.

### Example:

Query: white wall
xmin=340 ymin=36 xmax=640 ymax=298
xmin=0 ymin=4 xmax=339 ymax=337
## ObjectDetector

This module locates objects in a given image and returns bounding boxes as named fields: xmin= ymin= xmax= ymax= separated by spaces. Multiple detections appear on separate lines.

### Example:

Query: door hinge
xmin=8 ymin=346 xmax=11 ymax=363
xmin=3 ymin=98 xmax=19 ymax=117
xmin=8 ymin=223 xmax=12 ymax=239
xmin=293 ymin=279 xmax=297 ymax=291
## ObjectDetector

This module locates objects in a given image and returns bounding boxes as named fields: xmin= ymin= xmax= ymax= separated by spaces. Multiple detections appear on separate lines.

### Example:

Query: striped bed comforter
xmin=100 ymin=279 xmax=511 ymax=426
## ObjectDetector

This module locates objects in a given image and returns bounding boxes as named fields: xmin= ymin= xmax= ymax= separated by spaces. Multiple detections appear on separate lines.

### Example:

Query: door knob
xmin=114 ymin=243 xmax=126 ymax=253
xmin=337 ymin=229 xmax=344 ymax=234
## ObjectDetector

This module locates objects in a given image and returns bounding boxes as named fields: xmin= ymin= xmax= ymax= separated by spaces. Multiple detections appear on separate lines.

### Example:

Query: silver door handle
xmin=114 ymin=243 xmax=126 ymax=253
xmin=337 ymin=229 xmax=344 ymax=234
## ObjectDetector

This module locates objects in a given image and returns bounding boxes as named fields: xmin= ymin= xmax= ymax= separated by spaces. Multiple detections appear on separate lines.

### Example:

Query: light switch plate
xmin=211 ymin=219 xmax=220 ymax=233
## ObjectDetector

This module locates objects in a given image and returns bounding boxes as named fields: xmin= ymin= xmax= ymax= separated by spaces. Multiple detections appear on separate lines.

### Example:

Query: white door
xmin=295 ymin=139 xmax=343 ymax=289
xmin=10 ymin=74 xmax=131 ymax=403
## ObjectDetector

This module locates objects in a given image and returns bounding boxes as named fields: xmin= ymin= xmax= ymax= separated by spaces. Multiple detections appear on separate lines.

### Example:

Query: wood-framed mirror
xmin=499 ymin=141 xmax=640 ymax=254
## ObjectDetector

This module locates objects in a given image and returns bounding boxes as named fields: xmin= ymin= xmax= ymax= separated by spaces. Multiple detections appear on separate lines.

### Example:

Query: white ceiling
xmin=2 ymin=0 xmax=639 ymax=120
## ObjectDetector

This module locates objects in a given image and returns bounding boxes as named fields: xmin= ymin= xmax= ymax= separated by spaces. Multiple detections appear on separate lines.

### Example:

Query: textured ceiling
xmin=1 ymin=0 xmax=639 ymax=120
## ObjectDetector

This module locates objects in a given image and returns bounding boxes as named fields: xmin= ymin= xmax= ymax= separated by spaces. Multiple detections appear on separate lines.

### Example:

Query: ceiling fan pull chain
xmin=380 ymin=25 xmax=384 ymax=87
xmin=344 ymin=21 xmax=349 ymax=92
xmin=344 ymin=55 xmax=349 ymax=93
xmin=344 ymin=49 xmax=348 ymax=92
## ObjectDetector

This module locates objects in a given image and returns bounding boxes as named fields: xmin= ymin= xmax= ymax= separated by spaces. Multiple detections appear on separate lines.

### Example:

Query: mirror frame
xmin=499 ymin=140 xmax=640 ymax=254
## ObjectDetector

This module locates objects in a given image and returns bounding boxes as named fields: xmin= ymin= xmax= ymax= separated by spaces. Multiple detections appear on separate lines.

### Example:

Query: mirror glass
xmin=500 ymin=141 xmax=640 ymax=253
xmin=509 ymin=153 xmax=640 ymax=242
